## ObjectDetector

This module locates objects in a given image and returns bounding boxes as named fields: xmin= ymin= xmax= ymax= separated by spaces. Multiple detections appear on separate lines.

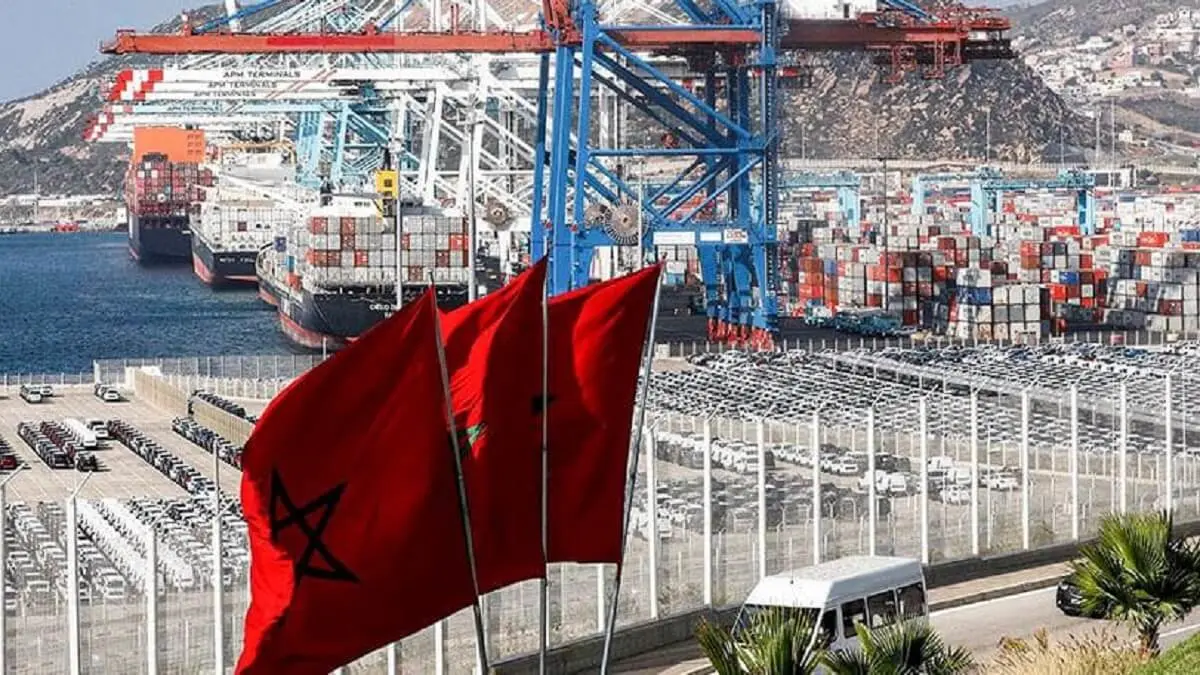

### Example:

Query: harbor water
xmin=0 ymin=231 xmax=291 ymax=375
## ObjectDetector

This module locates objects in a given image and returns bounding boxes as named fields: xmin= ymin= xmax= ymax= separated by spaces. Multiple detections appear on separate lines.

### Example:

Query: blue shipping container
xmin=274 ymin=236 xmax=287 ymax=252
xmin=1059 ymin=271 xmax=1080 ymax=285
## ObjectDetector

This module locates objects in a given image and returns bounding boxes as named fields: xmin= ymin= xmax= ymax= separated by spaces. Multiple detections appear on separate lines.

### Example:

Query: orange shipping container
xmin=133 ymin=127 xmax=206 ymax=164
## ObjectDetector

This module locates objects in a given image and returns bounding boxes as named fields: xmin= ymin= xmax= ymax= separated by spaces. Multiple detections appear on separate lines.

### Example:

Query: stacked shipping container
xmin=288 ymin=210 xmax=472 ymax=290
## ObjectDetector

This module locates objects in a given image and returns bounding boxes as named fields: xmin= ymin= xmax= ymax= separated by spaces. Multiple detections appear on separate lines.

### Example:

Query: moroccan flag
xmin=440 ymin=258 xmax=548 ymax=594
xmin=236 ymin=291 xmax=476 ymax=675
xmin=544 ymin=264 xmax=661 ymax=563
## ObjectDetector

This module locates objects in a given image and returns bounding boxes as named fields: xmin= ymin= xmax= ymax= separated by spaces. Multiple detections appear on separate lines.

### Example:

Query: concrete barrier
xmin=191 ymin=398 xmax=254 ymax=447
xmin=490 ymin=607 xmax=739 ymax=675
xmin=129 ymin=368 xmax=189 ymax=417
xmin=492 ymin=517 xmax=1200 ymax=674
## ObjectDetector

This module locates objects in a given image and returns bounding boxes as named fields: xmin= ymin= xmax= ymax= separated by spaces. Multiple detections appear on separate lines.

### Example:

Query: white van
xmin=737 ymin=556 xmax=928 ymax=655
xmin=63 ymin=419 xmax=98 ymax=450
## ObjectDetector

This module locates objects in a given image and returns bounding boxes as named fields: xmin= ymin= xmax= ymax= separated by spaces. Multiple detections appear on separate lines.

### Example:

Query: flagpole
xmin=538 ymin=253 xmax=550 ymax=675
xmin=428 ymin=284 xmax=491 ymax=674
xmin=600 ymin=266 xmax=663 ymax=674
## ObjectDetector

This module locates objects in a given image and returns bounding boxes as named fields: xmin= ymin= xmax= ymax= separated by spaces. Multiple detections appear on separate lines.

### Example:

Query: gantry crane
xmin=101 ymin=0 xmax=1015 ymax=349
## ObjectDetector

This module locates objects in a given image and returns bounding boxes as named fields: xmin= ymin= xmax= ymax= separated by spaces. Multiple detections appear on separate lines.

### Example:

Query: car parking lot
xmin=1 ymin=339 xmax=1198 ymax=673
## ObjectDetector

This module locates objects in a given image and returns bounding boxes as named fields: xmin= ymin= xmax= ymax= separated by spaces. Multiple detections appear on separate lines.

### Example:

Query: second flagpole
xmin=428 ymin=283 xmax=492 ymax=674
xmin=599 ymin=266 xmax=664 ymax=674
xmin=539 ymin=254 xmax=551 ymax=675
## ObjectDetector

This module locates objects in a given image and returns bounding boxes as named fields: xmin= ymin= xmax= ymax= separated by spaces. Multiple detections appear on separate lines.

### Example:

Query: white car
xmin=988 ymin=474 xmax=1020 ymax=491
xmin=941 ymin=486 xmax=971 ymax=505
xmin=832 ymin=460 xmax=861 ymax=476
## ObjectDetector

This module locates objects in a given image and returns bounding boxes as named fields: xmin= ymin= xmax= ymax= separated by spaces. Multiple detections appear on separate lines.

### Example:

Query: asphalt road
xmin=613 ymin=587 xmax=1200 ymax=674
xmin=933 ymin=586 xmax=1200 ymax=662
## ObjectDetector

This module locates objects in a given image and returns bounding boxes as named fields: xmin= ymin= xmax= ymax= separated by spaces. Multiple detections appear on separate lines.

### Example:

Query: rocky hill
xmin=1010 ymin=0 xmax=1200 ymax=47
xmin=779 ymin=54 xmax=1088 ymax=163
xmin=0 ymin=3 xmax=1092 ymax=196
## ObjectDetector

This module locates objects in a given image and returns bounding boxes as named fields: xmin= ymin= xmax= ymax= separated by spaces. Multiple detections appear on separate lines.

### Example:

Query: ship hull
xmin=277 ymin=284 xmax=468 ymax=351
xmin=191 ymin=234 xmax=258 ymax=289
xmin=128 ymin=214 xmax=191 ymax=265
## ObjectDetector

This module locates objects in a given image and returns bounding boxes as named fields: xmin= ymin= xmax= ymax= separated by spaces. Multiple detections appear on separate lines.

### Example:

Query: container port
xmin=9 ymin=0 xmax=1200 ymax=671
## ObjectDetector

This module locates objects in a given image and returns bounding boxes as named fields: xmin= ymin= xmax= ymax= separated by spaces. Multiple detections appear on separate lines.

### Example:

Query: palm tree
xmin=695 ymin=607 xmax=823 ymax=675
xmin=822 ymin=620 xmax=974 ymax=675
xmin=1071 ymin=510 xmax=1200 ymax=655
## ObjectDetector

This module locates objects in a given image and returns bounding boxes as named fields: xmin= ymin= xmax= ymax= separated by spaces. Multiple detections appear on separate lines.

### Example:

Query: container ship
xmin=125 ymin=128 xmax=211 ymax=265
xmin=191 ymin=145 xmax=302 ymax=288
xmin=256 ymin=239 xmax=287 ymax=307
xmin=192 ymin=200 xmax=291 ymax=288
xmin=267 ymin=194 xmax=471 ymax=351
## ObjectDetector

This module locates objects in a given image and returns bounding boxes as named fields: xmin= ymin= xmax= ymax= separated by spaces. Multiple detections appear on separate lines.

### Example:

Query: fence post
xmin=1021 ymin=389 xmax=1031 ymax=550
xmin=1070 ymin=385 xmax=1080 ymax=541
xmin=702 ymin=416 xmax=713 ymax=606
xmin=756 ymin=418 xmax=767 ymax=580
xmin=1119 ymin=382 xmax=1128 ymax=514
xmin=919 ymin=399 xmax=930 ymax=565
xmin=1166 ymin=374 xmax=1174 ymax=514
xmin=867 ymin=408 xmax=877 ymax=557
xmin=811 ymin=413 xmax=821 ymax=565
xmin=147 ymin=528 xmax=158 ymax=675
xmin=434 ymin=620 xmax=446 ymax=675
xmin=970 ymin=391 xmax=980 ymax=557
xmin=646 ymin=431 xmax=659 ymax=620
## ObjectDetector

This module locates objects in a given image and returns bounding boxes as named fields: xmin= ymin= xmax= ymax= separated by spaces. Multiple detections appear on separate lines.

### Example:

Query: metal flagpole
xmin=429 ymin=285 xmax=491 ymax=673
xmin=600 ymin=270 xmax=664 ymax=675
xmin=539 ymin=258 xmax=550 ymax=675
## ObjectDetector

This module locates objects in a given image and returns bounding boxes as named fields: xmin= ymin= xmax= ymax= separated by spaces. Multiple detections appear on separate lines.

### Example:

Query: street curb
xmin=669 ymin=574 xmax=1067 ymax=675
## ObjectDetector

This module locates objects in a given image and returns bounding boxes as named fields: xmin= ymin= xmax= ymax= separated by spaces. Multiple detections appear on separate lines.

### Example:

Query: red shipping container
xmin=310 ymin=217 xmax=328 ymax=234
xmin=341 ymin=234 xmax=356 ymax=250
xmin=402 ymin=233 xmax=411 ymax=249
xmin=448 ymin=234 xmax=467 ymax=251
xmin=354 ymin=251 xmax=370 ymax=267
xmin=340 ymin=218 xmax=356 ymax=235
xmin=1137 ymin=231 xmax=1169 ymax=248
xmin=435 ymin=250 xmax=451 ymax=267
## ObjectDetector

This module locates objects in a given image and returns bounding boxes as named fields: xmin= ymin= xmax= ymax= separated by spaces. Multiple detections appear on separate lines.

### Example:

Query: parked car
xmin=1056 ymin=574 xmax=1107 ymax=618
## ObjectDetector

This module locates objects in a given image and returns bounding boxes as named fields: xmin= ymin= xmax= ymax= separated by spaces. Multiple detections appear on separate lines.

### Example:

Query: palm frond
xmin=695 ymin=607 xmax=822 ymax=675
xmin=1070 ymin=511 xmax=1200 ymax=654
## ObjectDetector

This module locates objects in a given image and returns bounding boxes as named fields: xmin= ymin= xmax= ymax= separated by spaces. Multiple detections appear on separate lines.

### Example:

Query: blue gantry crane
xmin=970 ymin=169 xmax=1097 ymax=236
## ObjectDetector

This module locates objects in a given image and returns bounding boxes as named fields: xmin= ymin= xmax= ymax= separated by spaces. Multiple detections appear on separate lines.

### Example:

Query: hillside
xmin=0 ymin=4 xmax=1092 ymax=196
xmin=1010 ymin=0 xmax=1200 ymax=47
xmin=1008 ymin=0 xmax=1200 ymax=153
xmin=779 ymin=55 xmax=1088 ymax=163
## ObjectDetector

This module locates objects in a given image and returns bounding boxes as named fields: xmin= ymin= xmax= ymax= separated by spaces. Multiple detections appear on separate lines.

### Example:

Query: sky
xmin=0 ymin=1 xmax=182 ymax=102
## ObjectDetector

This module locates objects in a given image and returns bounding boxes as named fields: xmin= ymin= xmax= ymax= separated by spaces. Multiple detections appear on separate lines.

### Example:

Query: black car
xmin=1055 ymin=574 xmax=1108 ymax=618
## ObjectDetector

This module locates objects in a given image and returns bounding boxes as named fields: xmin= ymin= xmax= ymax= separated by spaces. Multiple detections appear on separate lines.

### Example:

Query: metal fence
xmin=2 ymin=339 xmax=1197 ymax=673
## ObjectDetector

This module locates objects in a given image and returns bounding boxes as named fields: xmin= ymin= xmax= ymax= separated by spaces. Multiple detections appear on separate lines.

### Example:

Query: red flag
xmin=440 ymin=259 xmax=548 ymax=593
xmin=544 ymin=265 xmax=661 ymax=563
xmin=236 ymin=291 xmax=475 ymax=675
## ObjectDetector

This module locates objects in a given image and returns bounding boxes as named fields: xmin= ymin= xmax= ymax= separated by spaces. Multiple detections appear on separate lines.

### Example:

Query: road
xmin=933 ymin=586 xmax=1200 ymax=661
xmin=615 ymin=587 xmax=1200 ymax=673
